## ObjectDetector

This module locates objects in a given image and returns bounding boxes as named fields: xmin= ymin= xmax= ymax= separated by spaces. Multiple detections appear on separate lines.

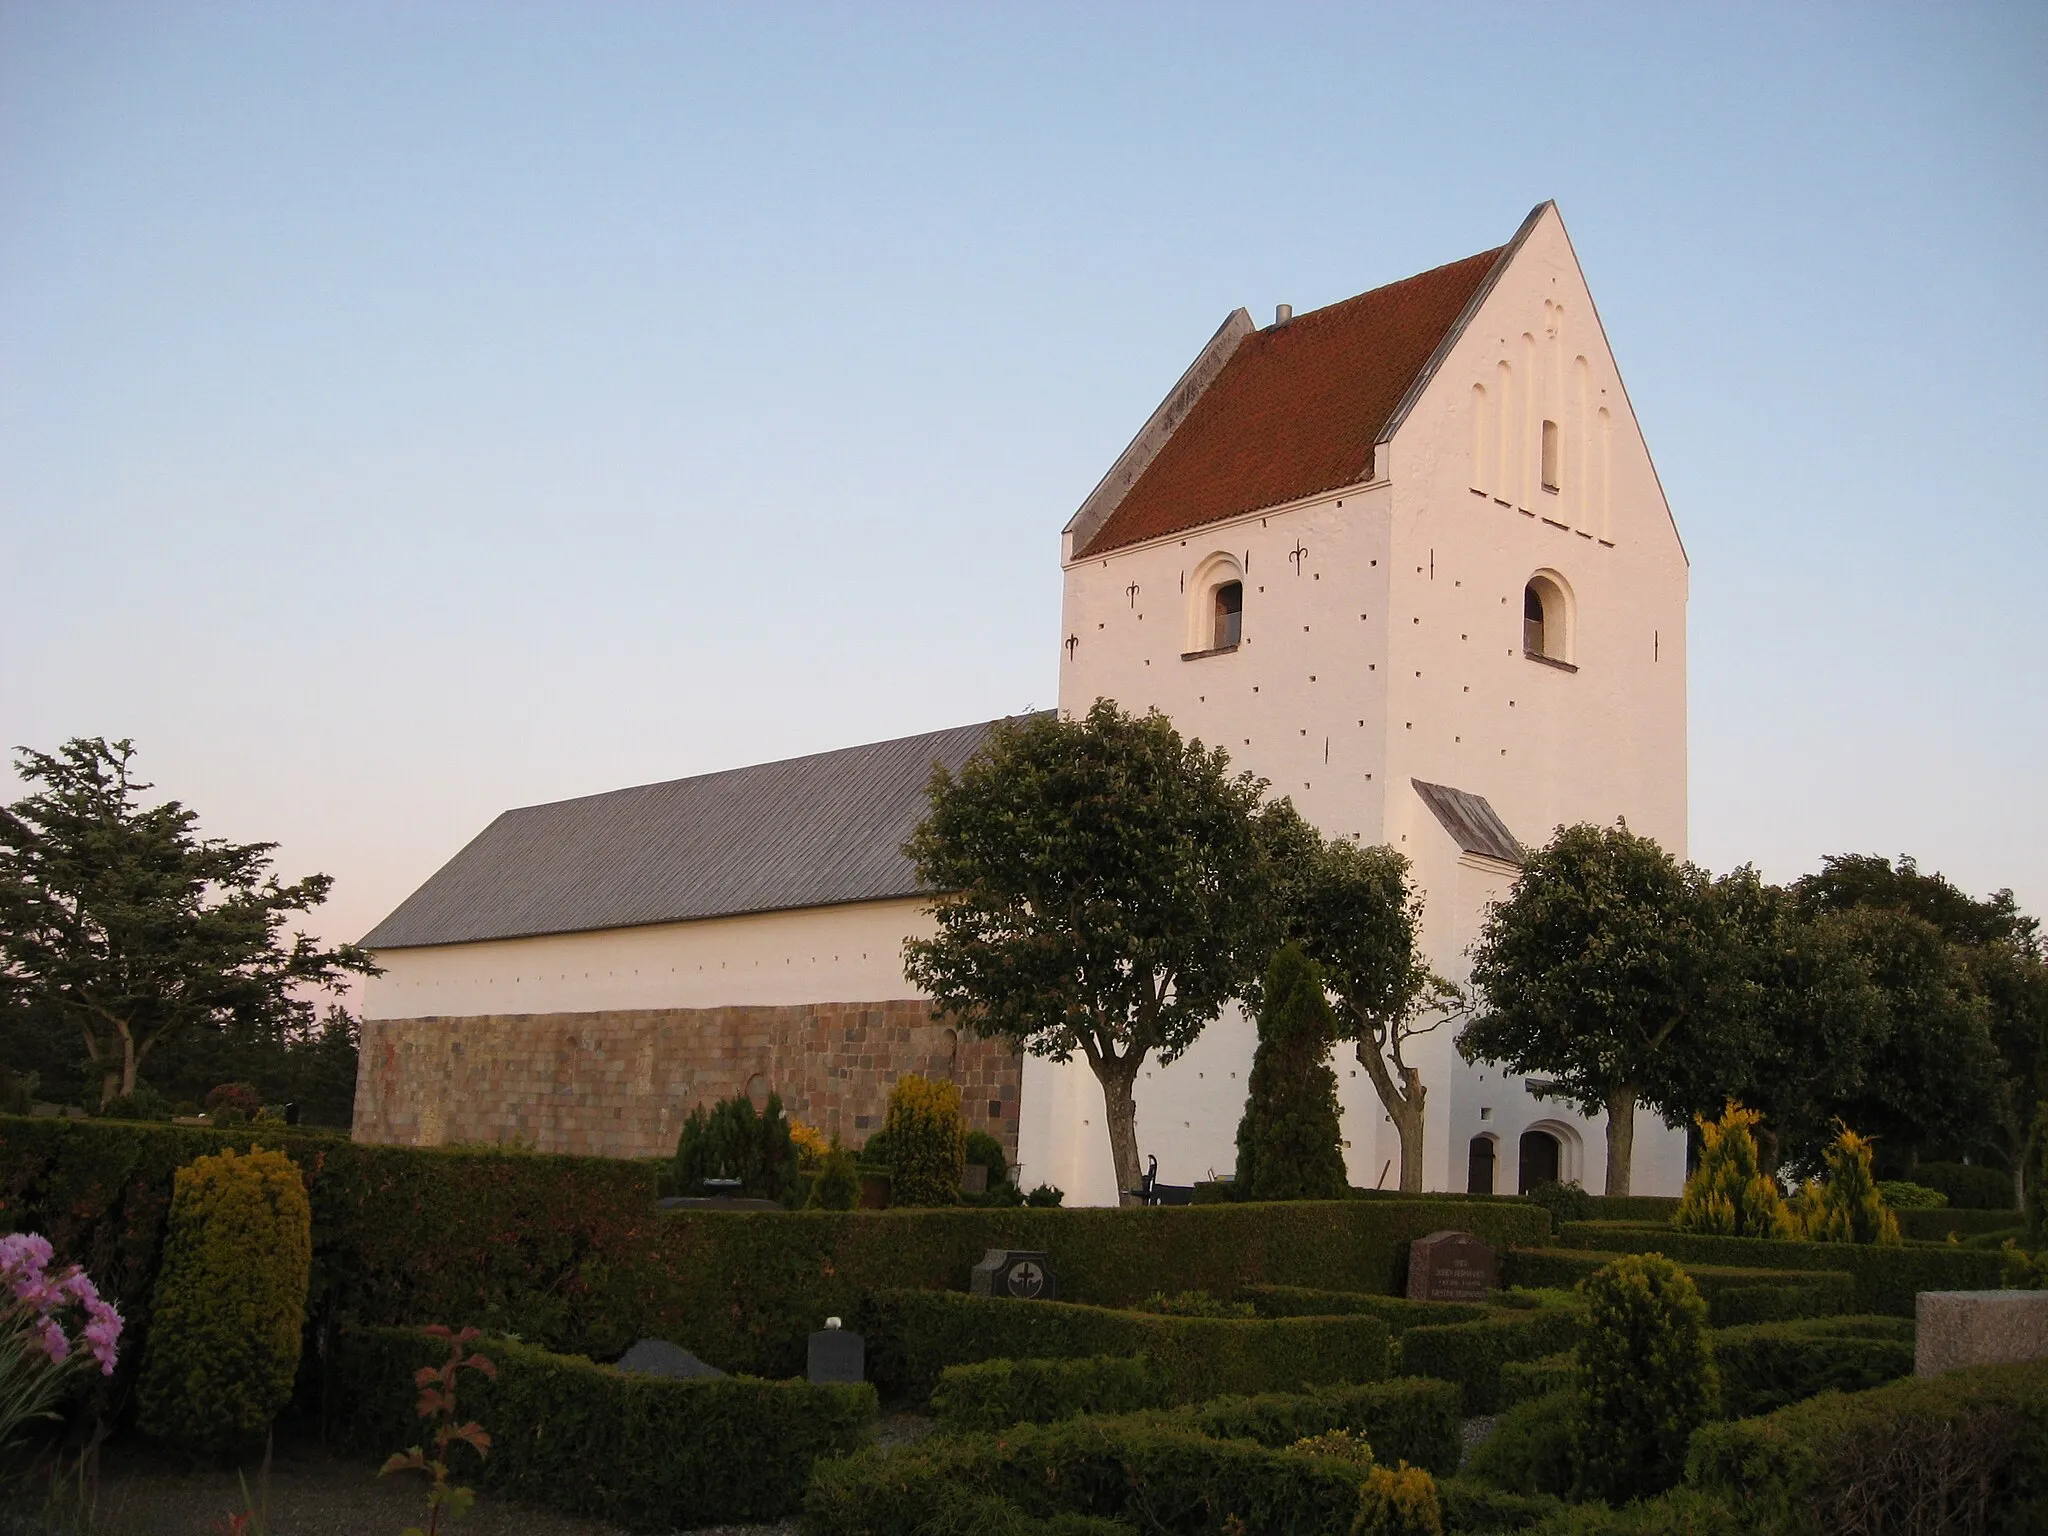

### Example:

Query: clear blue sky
xmin=3 ymin=2 xmax=2044 ymax=955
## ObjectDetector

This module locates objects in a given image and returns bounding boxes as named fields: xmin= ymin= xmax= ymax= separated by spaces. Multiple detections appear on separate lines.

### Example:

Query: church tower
xmin=1020 ymin=203 xmax=1689 ymax=1205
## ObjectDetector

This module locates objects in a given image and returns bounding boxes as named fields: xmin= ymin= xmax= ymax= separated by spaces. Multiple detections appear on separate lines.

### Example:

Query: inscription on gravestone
xmin=970 ymin=1249 xmax=1058 ymax=1301
xmin=808 ymin=1316 xmax=866 ymax=1384
xmin=1406 ymin=1230 xmax=1497 ymax=1302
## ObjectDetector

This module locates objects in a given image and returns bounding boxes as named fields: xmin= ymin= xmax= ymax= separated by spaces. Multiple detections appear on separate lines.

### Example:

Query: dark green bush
xmin=965 ymin=1128 xmax=1010 ymax=1190
xmin=1466 ymin=1387 xmax=1579 ymax=1497
xmin=1524 ymin=1180 xmax=1598 ymax=1227
xmin=1436 ymin=1479 xmax=1566 ymax=1531
xmin=1174 ymin=1377 xmax=1462 ymax=1475
xmin=136 ymin=1146 xmax=312 ymax=1458
xmin=1025 ymin=1183 xmax=1065 ymax=1207
xmin=1543 ymin=1223 xmax=2005 ymax=1315
xmin=804 ymin=1416 xmax=1370 ymax=1536
xmin=1137 ymin=1289 xmax=1256 ymax=1318
xmin=1893 ymin=1206 xmax=2027 ymax=1242
xmin=1503 ymin=1246 xmax=1854 ymax=1324
xmin=932 ymin=1354 xmax=1169 ymax=1430
xmin=332 ymin=1325 xmax=874 ymax=1531
xmin=862 ymin=1289 xmax=1389 ymax=1406
xmin=1394 ymin=1305 xmax=1582 ymax=1413
xmin=1498 ymin=1352 xmax=1575 ymax=1408
xmin=1234 ymin=945 xmax=1348 ymax=1201
xmin=674 ymin=1089 xmax=799 ymax=1201
xmin=99 ymin=1083 xmax=174 ymax=1122
xmin=1583 ymin=1194 xmax=1680 ymax=1225
xmin=1912 ymin=1161 xmax=2017 ymax=1211
xmin=1710 ymin=1315 xmax=1914 ymax=1418
xmin=1521 ymin=1490 xmax=1745 ymax=1534
xmin=1241 ymin=1284 xmax=1490 ymax=1332
xmin=1874 ymin=1180 xmax=1948 ymax=1209
xmin=1571 ymin=1255 xmax=1718 ymax=1505
xmin=1686 ymin=1360 xmax=2048 ymax=1534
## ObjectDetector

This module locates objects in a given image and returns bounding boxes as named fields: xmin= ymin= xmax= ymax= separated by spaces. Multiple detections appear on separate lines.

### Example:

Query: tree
xmin=0 ymin=738 xmax=376 ymax=1105
xmin=1459 ymin=823 xmax=1745 ymax=1195
xmin=1268 ymin=807 xmax=1455 ymax=1193
xmin=1672 ymin=1101 xmax=1795 ymax=1238
xmin=1234 ymin=944 xmax=1348 ymax=1201
xmin=903 ymin=701 xmax=1270 ymax=1202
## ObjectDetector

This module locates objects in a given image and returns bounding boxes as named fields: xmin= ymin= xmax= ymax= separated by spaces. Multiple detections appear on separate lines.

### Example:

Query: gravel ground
xmin=11 ymin=1435 xmax=802 ymax=1536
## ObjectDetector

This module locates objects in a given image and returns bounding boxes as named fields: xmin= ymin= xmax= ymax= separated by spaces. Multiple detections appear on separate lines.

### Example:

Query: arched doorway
xmin=1467 ymin=1135 xmax=1497 ymax=1195
xmin=1518 ymin=1129 xmax=1561 ymax=1193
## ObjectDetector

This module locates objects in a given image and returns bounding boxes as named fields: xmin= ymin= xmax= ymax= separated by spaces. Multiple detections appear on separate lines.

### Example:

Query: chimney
xmin=1274 ymin=304 xmax=1294 ymax=327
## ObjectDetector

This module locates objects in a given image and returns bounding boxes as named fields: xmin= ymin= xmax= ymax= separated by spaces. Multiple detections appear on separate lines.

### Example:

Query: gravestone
xmin=615 ymin=1338 xmax=726 ymax=1380
xmin=961 ymin=1163 xmax=990 ymax=1195
xmin=1916 ymin=1290 xmax=2048 ymax=1376
xmin=970 ymin=1249 xmax=1057 ymax=1301
xmin=1405 ymin=1231 xmax=1497 ymax=1302
xmin=808 ymin=1316 xmax=866 ymax=1384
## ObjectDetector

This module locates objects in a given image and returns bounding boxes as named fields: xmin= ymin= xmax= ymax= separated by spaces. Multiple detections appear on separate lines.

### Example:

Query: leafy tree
xmin=1234 ymin=944 xmax=1348 ymax=1200
xmin=1459 ymin=823 xmax=1745 ymax=1195
xmin=904 ymin=701 xmax=1270 ymax=1202
xmin=1265 ymin=807 xmax=1455 ymax=1193
xmin=0 ymin=738 xmax=377 ymax=1106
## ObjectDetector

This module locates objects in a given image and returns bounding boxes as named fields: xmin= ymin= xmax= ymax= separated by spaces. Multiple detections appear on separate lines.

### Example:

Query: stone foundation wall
xmin=353 ymin=1000 xmax=1023 ymax=1163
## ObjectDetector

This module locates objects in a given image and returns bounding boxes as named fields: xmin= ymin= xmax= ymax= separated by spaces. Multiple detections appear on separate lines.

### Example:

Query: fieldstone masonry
xmin=354 ymin=1000 xmax=1022 ymax=1162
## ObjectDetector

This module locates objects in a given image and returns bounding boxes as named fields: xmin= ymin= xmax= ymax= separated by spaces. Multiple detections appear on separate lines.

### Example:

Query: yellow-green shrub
xmin=1354 ymin=1462 xmax=1444 ymax=1535
xmin=1798 ymin=1127 xmax=1900 ymax=1245
xmin=137 ymin=1145 xmax=311 ymax=1457
xmin=882 ymin=1074 xmax=966 ymax=1207
xmin=1571 ymin=1253 xmax=1718 ymax=1504
xmin=1673 ymin=1102 xmax=1794 ymax=1239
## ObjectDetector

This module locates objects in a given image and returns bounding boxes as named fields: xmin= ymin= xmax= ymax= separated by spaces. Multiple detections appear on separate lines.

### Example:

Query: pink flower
xmin=38 ymin=1317 xmax=70 ymax=1364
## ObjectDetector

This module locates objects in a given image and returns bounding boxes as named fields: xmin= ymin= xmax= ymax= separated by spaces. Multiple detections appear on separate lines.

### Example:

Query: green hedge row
xmin=1893 ymin=1207 xmax=2029 ymax=1242
xmin=1585 ymin=1195 xmax=1680 ymax=1224
xmin=1502 ymin=1248 xmax=1855 ymax=1325
xmin=1171 ymin=1377 xmax=1462 ymax=1475
xmin=1548 ymin=1221 xmax=2007 ymax=1315
xmin=860 ymin=1290 xmax=1391 ymax=1405
xmin=1686 ymin=1360 xmax=2048 ymax=1534
xmin=329 ymin=1326 xmax=875 ymax=1531
xmin=0 ymin=1116 xmax=1549 ymax=1381
xmin=932 ymin=1355 xmax=1168 ymax=1429
xmin=1498 ymin=1352 xmax=1575 ymax=1409
xmin=1394 ymin=1304 xmax=1583 ymax=1413
xmin=1710 ymin=1315 xmax=1915 ymax=1419
xmin=1239 ymin=1283 xmax=1491 ymax=1331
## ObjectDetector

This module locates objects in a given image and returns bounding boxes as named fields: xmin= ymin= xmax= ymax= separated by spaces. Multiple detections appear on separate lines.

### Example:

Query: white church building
xmin=357 ymin=201 xmax=1689 ymax=1202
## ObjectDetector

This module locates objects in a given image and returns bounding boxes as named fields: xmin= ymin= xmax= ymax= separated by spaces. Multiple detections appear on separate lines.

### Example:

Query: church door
xmin=1466 ymin=1136 xmax=1496 ymax=1195
xmin=1518 ymin=1130 xmax=1561 ymax=1193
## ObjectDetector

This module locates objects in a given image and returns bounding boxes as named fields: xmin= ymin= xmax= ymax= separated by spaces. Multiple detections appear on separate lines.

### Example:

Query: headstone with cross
xmin=970 ymin=1249 xmax=1058 ymax=1301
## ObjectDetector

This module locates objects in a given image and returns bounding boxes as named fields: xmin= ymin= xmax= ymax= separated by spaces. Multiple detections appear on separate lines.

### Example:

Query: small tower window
xmin=1522 ymin=570 xmax=1574 ymax=666
xmin=1523 ymin=585 xmax=1547 ymax=656
xmin=1213 ymin=582 xmax=1243 ymax=649
xmin=1540 ymin=419 xmax=1560 ymax=492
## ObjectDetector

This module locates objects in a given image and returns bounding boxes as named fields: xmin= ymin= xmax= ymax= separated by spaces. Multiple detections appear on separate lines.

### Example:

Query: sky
xmin=2 ymin=2 xmax=2045 ymax=962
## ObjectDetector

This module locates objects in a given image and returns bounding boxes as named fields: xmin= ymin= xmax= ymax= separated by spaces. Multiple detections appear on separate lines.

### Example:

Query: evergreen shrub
xmin=1176 ymin=1378 xmax=1462 ymax=1474
xmin=333 ymin=1325 xmax=875 ymax=1531
xmin=1796 ymin=1127 xmax=1900 ymax=1245
xmin=1873 ymin=1180 xmax=1946 ymax=1209
xmin=1497 ymin=1352 xmax=1575 ymax=1408
xmin=1686 ymin=1360 xmax=2048 ymax=1534
xmin=1570 ymin=1255 xmax=1718 ymax=1504
xmin=673 ymin=1089 xmax=799 ymax=1202
xmin=808 ymin=1140 xmax=861 ymax=1210
xmin=861 ymin=1289 xmax=1390 ymax=1405
xmin=1355 ymin=1462 xmax=1444 ymax=1536
xmin=1466 ymin=1387 xmax=1579 ymax=1497
xmin=1523 ymin=1180 xmax=1597 ymax=1227
xmin=882 ymin=1073 xmax=967 ymax=1207
xmin=965 ymin=1128 xmax=1010 ymax=1189
xmin=1913 ymin=1160 xmax=2018 ymax=1211
xmin=136 ymin=1145 xmax=311 ymax=1457
xmin=1672 ymin=1103 xmax=1793 ymax=1239
xmin=1235 ymin=944 xmax=1347 ymax=1201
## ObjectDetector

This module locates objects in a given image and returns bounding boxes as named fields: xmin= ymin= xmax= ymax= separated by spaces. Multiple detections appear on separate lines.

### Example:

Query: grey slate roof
xmin=1411 ymin=779 xmax=1524 ymax=867
xmin=362 ymin=717 xmax=1038 ymax=950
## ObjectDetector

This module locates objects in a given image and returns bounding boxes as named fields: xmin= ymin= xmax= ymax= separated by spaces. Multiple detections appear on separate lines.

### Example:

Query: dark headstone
xmin=1405 ymin=1230 xmax=1497 ymax=1302
xmin=858 ymin=1172 xmax=891 ymax=1209
xmin=970 ymin=1249 xmax=1057 ymax=1301
xmin=808 ymin=1318 xmax=865 ymax=1384
xmin=614 ymin=1338 xmax=726 ymax=1380
xmin=961 ymin=1163 xmax=989 ymax=1195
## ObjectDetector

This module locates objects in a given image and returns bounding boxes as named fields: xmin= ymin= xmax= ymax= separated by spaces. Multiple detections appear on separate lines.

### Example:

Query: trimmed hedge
xmin=0 ymin=1116 xmax=1550 ymax=1381
xmin=1241 ymin=1283 xmax=1492 ymax=1332
xmin=1686 ymin=1360 xmax=2048 ymax=1534
xmin=1586 ymin=1194 xmax=1679 ymax=1224
xmin=1394 ymin=1305 xmax=1583 ymax=1413
xmin=1894 ymin=1207 xmax=2028 ymax=1242
xmin=1548 ymin=1221 xmax=2007 ymax=1315
xmin=1173 ymin=1377 xmax=1463 ymax=1475
xmin=1465 ymin=1386 xmax=1577 ymax=1498
xmin=1499 ymin=1352 xmax=1576 ymax=1408
xmin=932 ymin=1355 xmax=1168 ymax=1430
xmin=1913 ymin=1161 xmax=2018 ymax=1211
xmin=330 ymin=1325 xmax=875 ymax=1531
xmin=805 ymin=1418 xmax=1370 ymax=1536
xmin=1710 ymin=1315 xmax=1915 ymax=1418
xmin=1439 ymin=1480 xmax=1567 ymax=1531
xmin=1502 ymin=1247 xmax=1855 ymax=1324
xmin=862 ymin=1289 xmax=1390 ymax=1405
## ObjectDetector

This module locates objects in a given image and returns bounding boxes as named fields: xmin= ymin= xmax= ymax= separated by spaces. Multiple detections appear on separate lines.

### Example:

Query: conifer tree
xmin=1800 ymin=1125 xmax=1901 ymax=1244
xmin=1234 ymin=944 xmax=1348 ymax=1201
xmin=1673 ymin=1101 xmax=1795 ymax=1238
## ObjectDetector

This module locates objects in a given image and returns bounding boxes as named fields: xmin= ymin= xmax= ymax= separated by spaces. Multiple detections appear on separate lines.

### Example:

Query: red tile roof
xmin=1076 ymin=245 xmax=1506 ymax=558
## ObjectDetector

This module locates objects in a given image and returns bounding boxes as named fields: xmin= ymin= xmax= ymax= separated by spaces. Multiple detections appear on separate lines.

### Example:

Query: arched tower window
xmin=1213 ymin=581 xmax=1242 ymax=649
xmin=1522 ymin=570 xmax=1573 ymax=666
xmin=1185 ymin=553 xmax=1245 ymax=657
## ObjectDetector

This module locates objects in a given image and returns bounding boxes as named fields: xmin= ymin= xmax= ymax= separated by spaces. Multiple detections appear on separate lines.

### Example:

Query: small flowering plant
xmin=0 ymin=1232 xmax=123 ymax=1458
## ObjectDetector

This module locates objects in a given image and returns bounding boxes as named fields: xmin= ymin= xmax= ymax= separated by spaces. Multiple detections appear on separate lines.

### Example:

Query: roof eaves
xmin=1374 ymin=201 xmax=1552 ymax=453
